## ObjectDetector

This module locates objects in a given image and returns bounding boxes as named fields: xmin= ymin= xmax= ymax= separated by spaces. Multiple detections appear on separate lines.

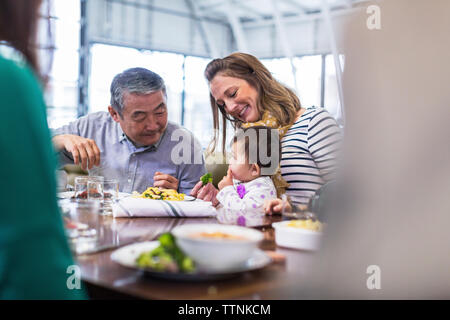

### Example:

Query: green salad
xmin=136 ymin=233 xmax=195 ymax=273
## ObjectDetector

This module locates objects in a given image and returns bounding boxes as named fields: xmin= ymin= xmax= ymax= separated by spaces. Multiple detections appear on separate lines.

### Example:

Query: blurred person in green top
xmin=0 ymin=0 xmax=86 ymax=299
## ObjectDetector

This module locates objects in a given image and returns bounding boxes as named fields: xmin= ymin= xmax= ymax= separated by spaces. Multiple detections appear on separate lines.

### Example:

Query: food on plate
xmin=136 ymin=233 xmax=195 ymax=273
xmin=189 ymin=231 xmax=247 ymax=240
xmin=200 ymin=172 xmax=213 ymax=186
xmin=133 ymin=187 xmax=185 ymax=201
xmin=285 ymin=219 xmax=323 ymax=232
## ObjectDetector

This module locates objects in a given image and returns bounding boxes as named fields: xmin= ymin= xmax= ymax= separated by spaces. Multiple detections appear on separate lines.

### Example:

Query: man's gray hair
xmin=110 ymin=67 xmax=166 ymax=115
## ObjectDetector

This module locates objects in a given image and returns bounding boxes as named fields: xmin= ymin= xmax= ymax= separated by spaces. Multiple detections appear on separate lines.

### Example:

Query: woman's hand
xmin=264 ymin=198 xmax=292 ymax=215
xmin=190 ymin=181 xmax=220 ymax=206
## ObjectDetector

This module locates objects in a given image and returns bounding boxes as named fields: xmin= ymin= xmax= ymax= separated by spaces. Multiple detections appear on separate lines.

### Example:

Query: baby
xmin=216 ymin=126 xmax=279 ymax=227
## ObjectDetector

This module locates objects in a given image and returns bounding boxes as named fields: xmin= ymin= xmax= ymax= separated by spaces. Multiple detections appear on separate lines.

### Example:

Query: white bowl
xmin=272 ymin=221 xmax=323 ymax=251
xmin=172 ymin=224 xmax=264 ymax=271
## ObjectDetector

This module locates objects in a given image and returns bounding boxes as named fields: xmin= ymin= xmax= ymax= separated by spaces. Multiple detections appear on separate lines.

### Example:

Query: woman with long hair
xmin=0 ymin=0 xmax=85 ymax=299
xmin=191 ymin=52 xmax=341 ymax=210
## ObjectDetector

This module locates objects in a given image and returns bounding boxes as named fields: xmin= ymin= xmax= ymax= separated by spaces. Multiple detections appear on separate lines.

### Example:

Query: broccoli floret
xmin=135 ymin=232 xmax=196 ymax=273
xmin=136 ymin=252 xmax=154 ymax=268
xmin=158 ymin=232 xmax=175 ymax=249
xmin=180 ymin=257 xmax=195 ymax=273
xmin=201 ymin=172 xmax=213 ymax=186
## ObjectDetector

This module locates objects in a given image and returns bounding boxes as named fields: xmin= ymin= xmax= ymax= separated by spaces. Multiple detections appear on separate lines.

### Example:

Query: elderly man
xmin=52 ymin=67 xmax=205 ymax=194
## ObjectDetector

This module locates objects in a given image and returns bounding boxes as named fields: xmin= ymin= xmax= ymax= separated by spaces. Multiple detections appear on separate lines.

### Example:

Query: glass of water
xmin=74 ymin=176 xmax=104 ymax=200
xmin=87 ymin=179 xmax=104 ymax=201
xmin=102 ymin=178 xmax=118 ymax=216
xmin=61 ymin=200 xmax=101 ymax=255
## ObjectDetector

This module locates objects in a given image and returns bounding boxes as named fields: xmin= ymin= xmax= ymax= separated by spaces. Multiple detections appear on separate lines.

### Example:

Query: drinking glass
xmin=281 ymin=194 xmax=317 ymax=221
xmin=102 ymin=178 xmax=118 ymax=216
xmin=87 ymin=179 xmax=104 ymax=201
xmin=61 ymin=200 xmax=101 ymax=255
xmin=74 ymin=176 xmax=104 ymax=200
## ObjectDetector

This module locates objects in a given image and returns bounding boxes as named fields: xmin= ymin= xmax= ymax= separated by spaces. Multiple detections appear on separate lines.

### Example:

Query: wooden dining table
xmin=75 ymin=215 xmax=317 ymax=300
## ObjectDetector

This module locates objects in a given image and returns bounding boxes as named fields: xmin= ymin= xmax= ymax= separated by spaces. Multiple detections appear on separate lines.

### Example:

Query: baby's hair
xmin=231 ymin=126 xmax=281 ymax=176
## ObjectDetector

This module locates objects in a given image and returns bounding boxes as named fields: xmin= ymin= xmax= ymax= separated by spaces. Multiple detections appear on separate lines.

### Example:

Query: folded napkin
xmin=112 ymin=197 xmax=217 ymax=218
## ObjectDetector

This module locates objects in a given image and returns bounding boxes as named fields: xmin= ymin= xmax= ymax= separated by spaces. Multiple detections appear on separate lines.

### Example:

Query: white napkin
xmin=112 ymin=197 xmax=217 ymax=218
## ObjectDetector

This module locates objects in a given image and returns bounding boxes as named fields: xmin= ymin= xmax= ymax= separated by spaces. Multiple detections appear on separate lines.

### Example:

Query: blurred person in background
xmin=0 ymin=0 xmax=86 ymax=299
xmin=273 ymin=0 xmax=450 ymax=299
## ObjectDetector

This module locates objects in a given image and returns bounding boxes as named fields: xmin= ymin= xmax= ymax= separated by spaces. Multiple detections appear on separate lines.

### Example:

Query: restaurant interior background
xmin=2 ymin=0 xmax=450 ymax=300
xmin=1 ymin=0 xmax=350 ymax=148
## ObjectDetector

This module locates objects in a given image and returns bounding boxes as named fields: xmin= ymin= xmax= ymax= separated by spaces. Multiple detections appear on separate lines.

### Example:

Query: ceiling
xmin=195 ymin=0 xmax=359 ymax=24
xmin=86 ymin=0 xmax=369 ymax=59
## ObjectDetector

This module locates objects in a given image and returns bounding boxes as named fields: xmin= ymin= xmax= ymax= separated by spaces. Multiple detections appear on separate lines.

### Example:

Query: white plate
xmin=57 ymin=191 xmax=131 ymax=200
xmin=111 ymin=241 xmax=272 ymax=281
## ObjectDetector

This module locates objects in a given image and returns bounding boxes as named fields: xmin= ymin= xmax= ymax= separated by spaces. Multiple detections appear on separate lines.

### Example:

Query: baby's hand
xmin=264 ymin=198 xmax=292 ymax=215
xmin=218 ymin=168 xmax=233 ymax=190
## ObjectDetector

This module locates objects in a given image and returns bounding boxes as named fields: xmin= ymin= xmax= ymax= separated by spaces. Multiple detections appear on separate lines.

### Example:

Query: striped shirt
xmin=281 ymin=106 xmax=341 ymax=205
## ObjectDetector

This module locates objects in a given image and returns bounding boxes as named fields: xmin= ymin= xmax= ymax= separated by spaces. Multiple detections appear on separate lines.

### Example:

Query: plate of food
xmin=111 ymin=230 xmax=271 ymax=281
xmin=131 ymin=187 xmax=196 ymax=201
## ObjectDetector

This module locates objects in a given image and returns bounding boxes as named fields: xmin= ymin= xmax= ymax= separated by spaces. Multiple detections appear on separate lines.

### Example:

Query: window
xmin=324 ymin=54 xmax=345 ymax=121
xmin=262 ymin=55 xmax=343 ymax=121
xmin=183 ymin=56 xmax=213 ymax=148
xmin=43 ymin=0 xmax=80 ymax=129
xmin=261 ymin=57 xmax=296 ymax=90
xmin=261 ymin=55 xmax=322 ymax=109
xmin=294 ymin=55 xmax=322 ymax=109
xmin=0 ymin=0 xmax=80 ymax=129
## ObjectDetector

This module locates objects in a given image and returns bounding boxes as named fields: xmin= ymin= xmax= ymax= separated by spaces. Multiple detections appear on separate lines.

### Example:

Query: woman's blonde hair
xmin=204 ymin=52 xmax=301 ymax=154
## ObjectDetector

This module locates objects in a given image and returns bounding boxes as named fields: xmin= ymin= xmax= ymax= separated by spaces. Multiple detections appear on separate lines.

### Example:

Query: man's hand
xmin=218 ymin=168 xmax=233 ymax=190
xmin=190 ymin=181 xmax=219 ymax=206
xmin=52 ymin=134 xmax=101 ymax=170
xmin=153 ymin=172 xmax=179 ymax=190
